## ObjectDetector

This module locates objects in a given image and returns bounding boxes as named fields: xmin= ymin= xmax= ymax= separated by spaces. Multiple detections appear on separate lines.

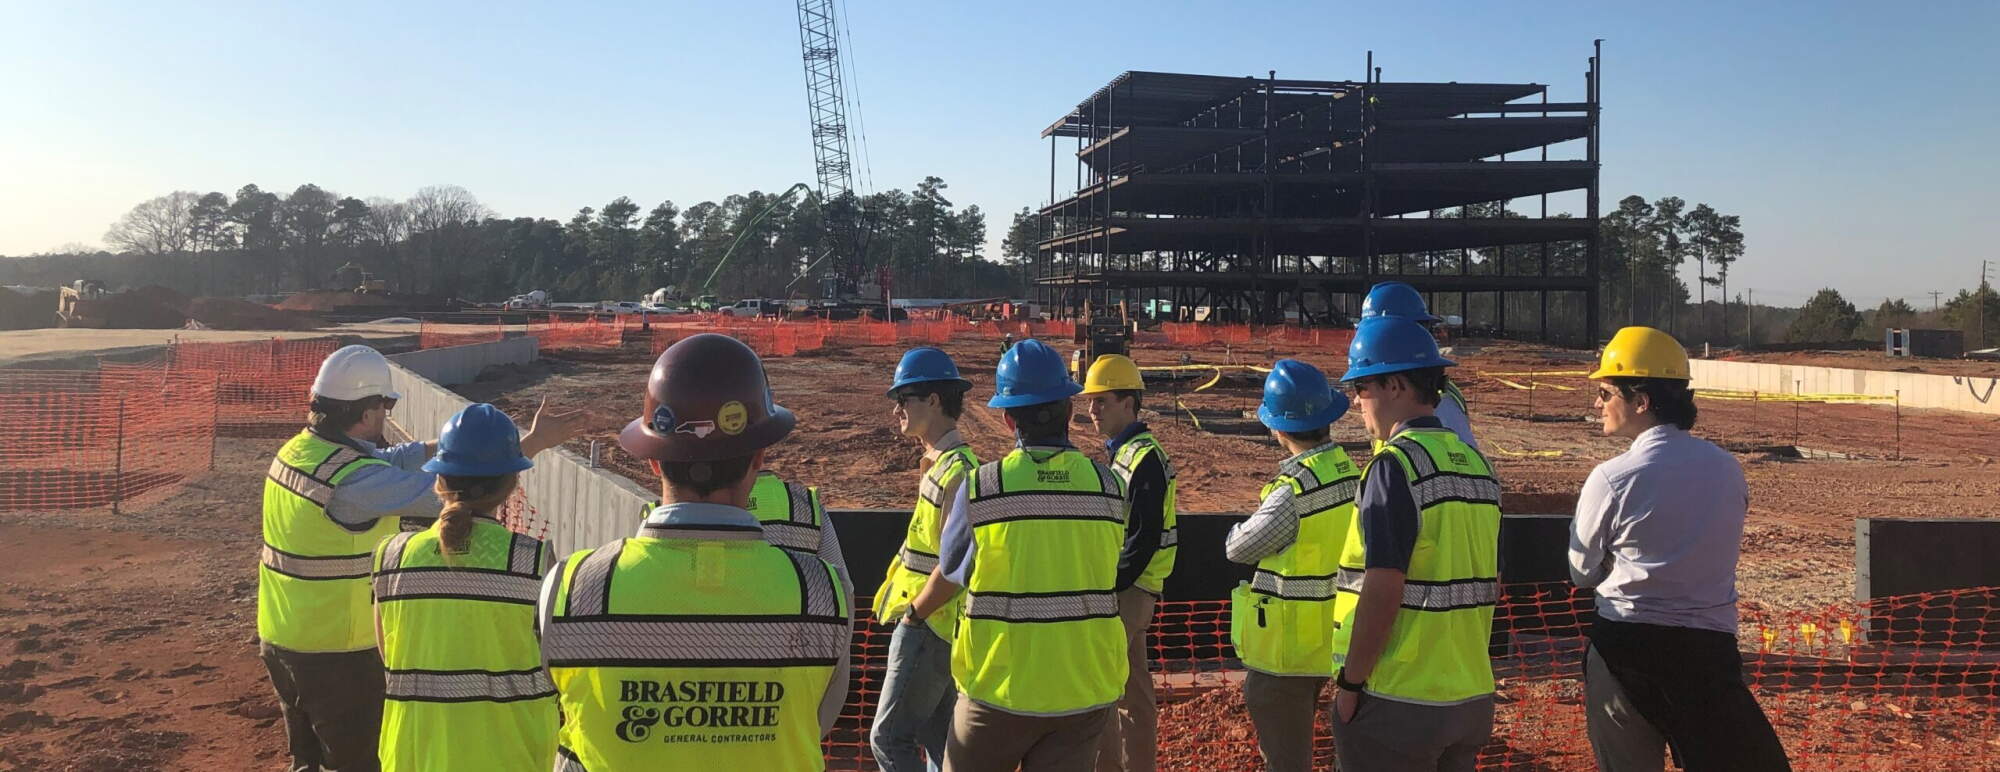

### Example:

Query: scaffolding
xmin=1035 ymin=43 xmax=1603 ymax=344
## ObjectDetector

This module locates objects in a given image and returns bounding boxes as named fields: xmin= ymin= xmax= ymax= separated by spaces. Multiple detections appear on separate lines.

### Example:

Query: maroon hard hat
xmin=618 ymin=333 xmax=795 ymax=462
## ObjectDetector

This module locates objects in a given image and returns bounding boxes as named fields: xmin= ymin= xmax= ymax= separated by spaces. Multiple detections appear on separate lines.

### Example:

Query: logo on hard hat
xmin=717 ymin=401 xmax=747 ymax=436
xmin=650 ymin=404 xmax=677 ymax=434
xmin=674 ymin=420 xmax=716 ymax=438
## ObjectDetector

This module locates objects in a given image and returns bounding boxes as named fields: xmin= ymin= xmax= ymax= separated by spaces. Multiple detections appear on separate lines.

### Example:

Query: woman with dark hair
xmin=371 ymin=403 xmax=558 ymax=771
xmin=1570 ymin=327 xmax=1789 ymax=771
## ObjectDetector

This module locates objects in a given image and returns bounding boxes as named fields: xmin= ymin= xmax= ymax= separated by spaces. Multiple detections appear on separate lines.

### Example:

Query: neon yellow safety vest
xmin=745 ymin=471 xmax=824 ymax=553
xmin=954 ymin=446 xmax=1128 ymax=715
xmin=373 ymin=518 xmax=556 ymax=772
xmin=873 ymin=443 xmax=978 ymax=639
xmin=544 ymin=521 xmax=849 ymax=770
xmin=259 ymin=430 xmax=402 ymax=653
xmin=1331 ymin=427 xmax=1501 ymax=705
xmin=1230 ymin=444 xmax=1360 ymax=676
xmin=1112 ymin=432 xmax=1178 ymax=595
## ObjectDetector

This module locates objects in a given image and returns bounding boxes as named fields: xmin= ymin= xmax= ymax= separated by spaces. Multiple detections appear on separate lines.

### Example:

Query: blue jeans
xmin=871 ymin=619 xmax=958 ymax=772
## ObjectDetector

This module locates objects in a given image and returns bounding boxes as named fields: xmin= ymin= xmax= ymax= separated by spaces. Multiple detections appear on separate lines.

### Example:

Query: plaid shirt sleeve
xmin=1225 ymin=484 xmax=1298 ymax=564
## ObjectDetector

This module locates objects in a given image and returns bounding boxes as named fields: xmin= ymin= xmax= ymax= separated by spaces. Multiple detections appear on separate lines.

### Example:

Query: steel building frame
xmin=1034 ymin=44 xmax=1603 ymax=344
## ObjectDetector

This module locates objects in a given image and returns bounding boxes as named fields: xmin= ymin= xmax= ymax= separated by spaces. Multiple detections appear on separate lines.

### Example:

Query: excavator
xmin=56 ymin=279 xmax=109 ymax=328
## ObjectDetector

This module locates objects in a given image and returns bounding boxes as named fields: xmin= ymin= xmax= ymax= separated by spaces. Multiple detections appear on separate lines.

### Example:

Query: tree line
xmin=1 ymin=177 xmax=1020 ymax=302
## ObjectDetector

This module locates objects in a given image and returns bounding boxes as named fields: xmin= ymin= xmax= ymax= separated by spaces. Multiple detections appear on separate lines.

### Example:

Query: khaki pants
xmin=260 ymin=642 xmax=384 ymax=772
xmin=944 ymin=698 xmax=1110 ymax=772
xmin=1329 ymin=693 xmax=1492 ymax=772
xmin=1094 ymin=587 xmax=1158 ymax=772
xmin=1242 ymin=671 xmax=1327 ymax=772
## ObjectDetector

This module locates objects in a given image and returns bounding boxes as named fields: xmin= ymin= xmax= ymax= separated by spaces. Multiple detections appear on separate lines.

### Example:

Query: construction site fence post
xmin=112 ymin=397 xmax=126 ymax=515
xmin=210 ymin=373 xmax=221 ymax=471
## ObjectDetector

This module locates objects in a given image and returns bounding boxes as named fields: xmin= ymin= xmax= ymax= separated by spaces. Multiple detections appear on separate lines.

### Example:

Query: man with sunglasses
xmin=1571 ymin=327 xmax=1790 ymax=770
xmin=1329 ymin=317 xmax=1501 ymax=772
xmin=260 ymin=344 xmax=581 ymax=772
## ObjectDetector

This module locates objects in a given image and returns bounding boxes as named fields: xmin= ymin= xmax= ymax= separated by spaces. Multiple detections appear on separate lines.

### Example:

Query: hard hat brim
xmin=1257 ymin=400 xmax=1348 ymax=432
xmin=1338 ymin=356 xmax=1457 ymax=383
xmin=986 ymin=381 xmax=1083 ymax=409
xmin=420 ymin=454 xmax=534 ymax=476
xmin=617 ymin=404 xmax=797 ymax=462
xmin=884 ymin=376 xmax=972 ymax=397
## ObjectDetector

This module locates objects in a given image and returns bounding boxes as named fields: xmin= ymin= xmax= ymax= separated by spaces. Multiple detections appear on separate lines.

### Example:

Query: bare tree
xmin=104 ymin=191 xmax=201 ymax=255
xmin=407 ymin=185 xmax=490 ymax=233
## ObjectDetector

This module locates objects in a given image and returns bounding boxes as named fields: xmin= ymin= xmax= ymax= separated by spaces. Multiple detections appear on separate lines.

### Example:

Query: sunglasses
xmin=1594 ymin=387 xmax=1621 ymax=403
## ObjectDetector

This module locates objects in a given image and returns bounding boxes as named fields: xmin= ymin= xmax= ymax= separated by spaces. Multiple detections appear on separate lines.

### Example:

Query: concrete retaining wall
xmin=386 ymin=336 xmax=538 ymax=387
xmin=383 ymin=339 xmax=650 ymax=556
xmin=1691 ymin=358 xmax=2000 ymax=415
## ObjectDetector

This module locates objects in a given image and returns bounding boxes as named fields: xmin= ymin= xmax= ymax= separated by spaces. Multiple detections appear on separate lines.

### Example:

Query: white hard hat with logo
xmin=311 ymin=345 xmax=402 ymax=401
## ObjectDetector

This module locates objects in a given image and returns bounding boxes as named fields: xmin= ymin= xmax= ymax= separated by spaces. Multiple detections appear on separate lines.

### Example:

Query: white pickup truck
xmin=717 ymin=298 xmax=784 ymax=318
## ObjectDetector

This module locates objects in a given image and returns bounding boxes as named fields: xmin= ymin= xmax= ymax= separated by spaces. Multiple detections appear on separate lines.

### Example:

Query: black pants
xmin=260 ymin=642 xmax=385 ymax=772
xmin=1586 ymin=620 xmax=1790 ymax=771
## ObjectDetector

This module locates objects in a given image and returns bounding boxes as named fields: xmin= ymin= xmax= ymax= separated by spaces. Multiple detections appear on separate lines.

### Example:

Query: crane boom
xmin=795 ymin=0 xmax=853 ymax=197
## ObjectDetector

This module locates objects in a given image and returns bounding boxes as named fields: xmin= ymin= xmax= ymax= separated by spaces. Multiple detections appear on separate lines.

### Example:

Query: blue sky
xmin=3 ymin=0 xmax=1994 ymax=308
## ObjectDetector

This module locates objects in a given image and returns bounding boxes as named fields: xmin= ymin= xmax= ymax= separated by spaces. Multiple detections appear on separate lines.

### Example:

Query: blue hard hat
xmin=1258 ymin=359 xmax=1349 ymax=432
xmin=987 ymin=338 xmax=1082 ymax=408
xmin=887 ymin=347 xmax=970 ymax=396
xmin=1340 ymin=316 xmax=1456 ymax=382
xmin=1361 ymin=281 xmax=1442 ymax=323
xmin=422 ymin=403 xmax=534 ymax=476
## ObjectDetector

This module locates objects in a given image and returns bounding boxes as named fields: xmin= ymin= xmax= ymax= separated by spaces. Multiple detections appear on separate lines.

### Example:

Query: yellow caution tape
xmin=1495 ymin=378 xmax=1579 ymax=392
xmin=1191 ymin=368 xmax=1224 ymax=393
xmin=1481 ymin=370 xmax=1591 ymax=377
xmin=1694 ymin=389 xmax=1896 ymax=404
xmin=1173 ymin=398 xmax=1205 ymax=432
xmin=1490 ymin=445 xmax=1563 ymax=458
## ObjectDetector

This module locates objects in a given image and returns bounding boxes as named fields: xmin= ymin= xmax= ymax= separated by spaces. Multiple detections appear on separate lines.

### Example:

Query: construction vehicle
xmin=56 ymin=280 xmax=110 ymax=328
xmin=1070 ymin=301 xmax=1133 ymax=382
xmin=333 ymin=262 xmax=389 ymax=293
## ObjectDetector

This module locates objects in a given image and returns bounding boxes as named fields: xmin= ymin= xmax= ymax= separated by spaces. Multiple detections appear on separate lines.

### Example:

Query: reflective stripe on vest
xmin=964 ymin=590 xmax=1119 ymax=623
xmin=1330 ymin=429 xmax=1501 ymax=705
xmin=258 ymin=430 xmax=398 ymax=653
xmin=373 ymin=519 xmax=558 ymax=770
xmin=874 ymin=444 xmax=977 ymax=639
xmin=1112 ymin=433 xmax=1179 ymax=594
xmin=1230 ymin=443 xmax=1359 ymax=677
xmin=546 ymin=531 xmax=846 ymax=770
xmin=953 ymin=446 xmax=1127 ymax=716
xmin=747 ymin=473 xmax=821 ymax=553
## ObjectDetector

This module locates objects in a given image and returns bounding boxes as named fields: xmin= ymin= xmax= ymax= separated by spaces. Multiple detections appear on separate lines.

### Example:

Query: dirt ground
xmin=0 ymin=439 xmax=286 ymax=770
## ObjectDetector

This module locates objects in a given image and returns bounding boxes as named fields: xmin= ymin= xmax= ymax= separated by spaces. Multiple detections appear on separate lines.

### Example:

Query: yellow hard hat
xmin=1081 ymin=354 xmax=1144 ymax=393
xmin=1589 ymin=326 xmax=1690 ymax=380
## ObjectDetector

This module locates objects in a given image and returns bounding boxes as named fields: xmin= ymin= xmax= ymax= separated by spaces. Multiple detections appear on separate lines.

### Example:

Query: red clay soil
xmin=0 ymin=439 xmax=285 ymax=771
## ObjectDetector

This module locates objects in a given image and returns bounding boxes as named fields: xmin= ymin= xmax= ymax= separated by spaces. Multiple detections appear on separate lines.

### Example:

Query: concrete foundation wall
xmin=383 ymin=339 xmax=650 ymax=556
xmin=1691 ymin=358 xmax=2000 ymax=415
xmin=386 ymin=336 xmax=538 ymax=387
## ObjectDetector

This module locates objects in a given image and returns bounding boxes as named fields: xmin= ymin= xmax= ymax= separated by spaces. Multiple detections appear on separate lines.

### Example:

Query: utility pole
xmin=1745 ymin=288 xmax=1754 ymax=349
xmin=1980 ymin=260 xmax=1992 ymax=347
xmin=1929 ymin=290 xmax=1943 ymax=313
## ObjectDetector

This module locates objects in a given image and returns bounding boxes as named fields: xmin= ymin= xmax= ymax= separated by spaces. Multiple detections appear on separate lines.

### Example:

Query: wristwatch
xmin=1334 ymin=667 xmax=1367 ymax=693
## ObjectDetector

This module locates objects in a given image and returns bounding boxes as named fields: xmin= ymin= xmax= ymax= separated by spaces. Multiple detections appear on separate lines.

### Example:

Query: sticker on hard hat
xmin=674 ymin=420 xmax=716 ymax=438
xmin=650 ymin=404 xmax=677 ymax=434
xmin=717 ymin=401 xmax=748 ymax=436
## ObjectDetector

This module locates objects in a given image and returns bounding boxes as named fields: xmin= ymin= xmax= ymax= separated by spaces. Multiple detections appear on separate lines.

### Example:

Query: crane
xmin=793 ymin=0 xmax=873 ymax=301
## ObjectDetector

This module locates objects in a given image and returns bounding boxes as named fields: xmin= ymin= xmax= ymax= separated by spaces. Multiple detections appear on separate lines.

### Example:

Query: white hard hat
xmin=311 ymin=345 xmax=402 ymax=401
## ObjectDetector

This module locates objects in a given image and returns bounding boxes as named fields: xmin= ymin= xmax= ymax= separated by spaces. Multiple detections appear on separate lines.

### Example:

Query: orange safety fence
xmin=833 ymin=581 xmax=2000 ymax=769
xmin=826 ymin=320 xmax=899 ymax=348
xmin=165 ymin=337 xmax=338 ymax=428
xmin=0 ymin=369 xmax=219 ymax=511
xmin=529 ymin=315 xmax=622 ymax=350
xmin=419 ymin=318 xmax=506 ymax=349
xmin=897 ymin=320 xmax=955 ymax=346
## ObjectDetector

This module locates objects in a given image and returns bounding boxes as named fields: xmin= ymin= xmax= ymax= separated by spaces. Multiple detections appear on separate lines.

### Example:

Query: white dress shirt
xmin=1569 ymin=424 xmax=1748 ymax=635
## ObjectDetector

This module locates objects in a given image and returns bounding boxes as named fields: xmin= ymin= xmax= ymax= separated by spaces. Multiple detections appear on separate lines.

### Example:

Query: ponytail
xmin=433 ymin=473 xmax=519 ymax=554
